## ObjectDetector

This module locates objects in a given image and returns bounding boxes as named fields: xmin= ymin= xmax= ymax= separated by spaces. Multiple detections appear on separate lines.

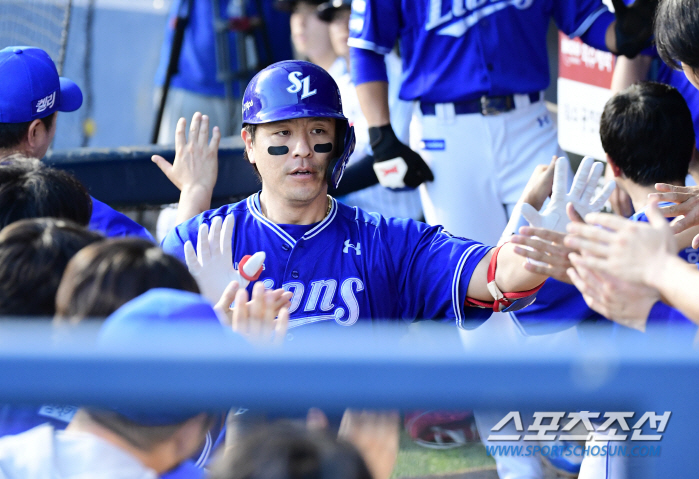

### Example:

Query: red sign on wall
xmin=558 ymin=33 xmax=615 ymax=88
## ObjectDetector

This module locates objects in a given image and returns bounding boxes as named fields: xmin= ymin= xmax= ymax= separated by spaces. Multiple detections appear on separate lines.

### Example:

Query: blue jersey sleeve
xmin=347 ymin=0 xmax=400 ymax=55
xmin=381 ymin=218 xmax=492 ymax=328
xmin=89 ymin=197 xmax=154 ymax=242
xmin=553 ymin=0 xmax=610 ymax=40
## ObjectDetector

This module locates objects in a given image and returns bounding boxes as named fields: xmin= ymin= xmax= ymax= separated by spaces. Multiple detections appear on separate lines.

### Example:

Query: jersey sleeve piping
xmin=347 ymin=38 xmax=392 ymax=55
xmin=453 ymin=244 xmax=494 ymax=330
xmin=568 ymin=5 xmax=608 ymax=39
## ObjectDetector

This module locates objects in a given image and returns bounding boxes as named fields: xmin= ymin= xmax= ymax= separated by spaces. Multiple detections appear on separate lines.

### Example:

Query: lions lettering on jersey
xmin=425 ymin=0 xmax=534 ymax=37
xmin=162 ymin=193 xmax=495 ymax=331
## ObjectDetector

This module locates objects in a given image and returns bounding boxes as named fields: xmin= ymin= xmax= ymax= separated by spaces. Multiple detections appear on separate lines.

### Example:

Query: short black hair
xmin=655 ymin=0 xmax=699 ymax=71
xmin=208 ymin=422 xmax=372 ymax=479
xmin=0 ymin=218 xmax=102 ymax=316
xmin=600 ymin=81 xmax=695 ymax=186
xmin=55 ymin=238 xmax=200 ymax=321
xmin=0 ymin=113 xmax=56 ymax=151
xmin=0 ymin=157 xmax=92 ymax=230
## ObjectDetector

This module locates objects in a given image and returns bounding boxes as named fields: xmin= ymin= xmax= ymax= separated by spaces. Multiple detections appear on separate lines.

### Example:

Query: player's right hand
xmin=184 ymin=214 xmax=265 ymax=304
xmin=521 ymin=157 xmax=615 ymax=234
xmin=369 ymin=124 xmax=434 ymax=189
xmin=650 ymin=184 xmax=699 ymax=247
xmin=611 ymin=0 xmax=659 ymax=58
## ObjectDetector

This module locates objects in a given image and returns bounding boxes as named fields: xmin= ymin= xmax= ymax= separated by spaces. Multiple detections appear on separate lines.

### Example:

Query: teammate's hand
xmin=512 ymin=226 xmax=577 ymax=284
xmin=568 ymin=257 xmax=659 ymax=331
xmin=611 ymin=0 xmax=659 ymax=58
xmin=184 ymin=214 xmax=265 ymax=304
xmin=565 ymin=200 xmax=677 ymax=286
xmin=519 ymin=156 xmax=557 ymax=211
xmin=152 ymin=112 xmax=220 ymax=194
xmin=521 ymin=157 xmax=615 ymax=234
xmin=338 ymin=410 xmax=400 ymax=479
xmin=223 ymin=281 xmax=291 ymax=346
xmin=650 ymin=184 xmax=699 ymax=247
xmin=369 ymin=124 xmax=434 ymax=189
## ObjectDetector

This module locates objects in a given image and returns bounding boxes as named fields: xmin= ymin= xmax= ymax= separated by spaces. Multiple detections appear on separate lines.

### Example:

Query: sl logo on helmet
xmin=287 ymin=72 xmax=317 ymax=100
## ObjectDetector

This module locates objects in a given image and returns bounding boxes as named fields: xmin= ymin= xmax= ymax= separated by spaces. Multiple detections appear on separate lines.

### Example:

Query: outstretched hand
xmin=650 ymin=184 xmax=699 ymax=247
xmin=520 ymin=156 xmax=615 ymax=234
xmin=184 ymin=214 xmax=265 ymax=304
xmin=215 ymin=281 xmax=291 ymax=345
xmin=565 ymin=200 xmax=677 ymax=286
xmin=611 ymin=0 xmax=659 ymax=58
xmin=152 ymin=112 xmax=221 ymax=224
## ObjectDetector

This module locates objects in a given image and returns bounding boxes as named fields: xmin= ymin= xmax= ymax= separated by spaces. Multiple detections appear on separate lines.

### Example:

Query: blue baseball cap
xmin=0 ymin=46 xmax=83 ymax=123
xmin=98 ymin=288 xmax=234 ymax=426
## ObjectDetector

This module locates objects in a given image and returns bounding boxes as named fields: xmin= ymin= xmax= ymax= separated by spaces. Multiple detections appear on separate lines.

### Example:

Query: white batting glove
xmin=184 ymin=214 xmax=265 ymax=304
xmin=521 ymin=157 xmax=616 ymax=234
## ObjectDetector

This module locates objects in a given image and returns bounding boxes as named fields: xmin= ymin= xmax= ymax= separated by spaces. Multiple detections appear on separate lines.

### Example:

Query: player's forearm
xmin=175 ymin=184 xmax=212 ymax=225
xmin=650 ymin=255 xmax=699 ymax=323
xmin=610 ymin=55 xmax=652 ymax=93
xmin=494 ymin=243 xmax=547 ymax=293
xmin=356 ymin=81 xmax=391 ymax=127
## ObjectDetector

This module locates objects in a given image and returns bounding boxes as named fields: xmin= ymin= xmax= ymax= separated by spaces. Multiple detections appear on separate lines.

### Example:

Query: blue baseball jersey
xmin=89 ymin=197 xmax=154 ymax=242
xmin=511 ymin=203 xmax=696 ymax=333
xmin=162 ymin=194 xmax=494 ymax=329
xmin=348 ymin=0 xmax=610 ymax=102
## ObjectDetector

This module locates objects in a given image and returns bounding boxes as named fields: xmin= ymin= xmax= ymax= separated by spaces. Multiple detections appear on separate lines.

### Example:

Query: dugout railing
xmin=0 ymin=320 xmax=695 ymax=478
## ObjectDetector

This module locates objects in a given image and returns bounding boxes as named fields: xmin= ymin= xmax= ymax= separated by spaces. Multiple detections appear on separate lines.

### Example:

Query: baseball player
xmin=347 ymin=0 xmax=658 ymax=245
xmin=0 ymin=46 xmax=153 ymax=241
xmin=317 ymin=0 xmax=423 ymax=220
xmin=161 ymin=60 xmax=566 ymax=331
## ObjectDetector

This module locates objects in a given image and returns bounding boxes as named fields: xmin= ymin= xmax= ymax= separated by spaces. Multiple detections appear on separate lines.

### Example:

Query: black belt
xmin=420 ymin=92 xmax=541 ymax=116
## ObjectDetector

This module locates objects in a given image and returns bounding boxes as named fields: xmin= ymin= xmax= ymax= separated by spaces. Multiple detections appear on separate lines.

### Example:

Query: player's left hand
xmin=568 ymin=256 xmax=660 ymax=331
xmin=611 ymin=0 xmax=659 ymax=58
xmin=512 ymin=226 xmax=577 ymax=284
xmin=521 ymin=156 xmax=615 ymax=234
xmin=184 ymin=214 xmax=265 ymax=304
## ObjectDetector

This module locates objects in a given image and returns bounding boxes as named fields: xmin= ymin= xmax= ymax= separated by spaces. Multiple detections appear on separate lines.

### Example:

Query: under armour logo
xmin=343 ymin=239 xmax=361 ymax=255
xmin=382 ymin=165 xmax=399 ymax=176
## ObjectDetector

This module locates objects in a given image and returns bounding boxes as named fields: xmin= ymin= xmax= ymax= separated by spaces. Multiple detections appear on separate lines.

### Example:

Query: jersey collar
xmin=247 ymin=192 xmax=338 ymax=246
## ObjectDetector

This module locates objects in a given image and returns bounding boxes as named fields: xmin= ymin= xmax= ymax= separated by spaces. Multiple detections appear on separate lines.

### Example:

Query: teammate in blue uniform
xmin=160 ymin=60 xmax=569 ymax=330
xmin=0 ymin=46 xmax=153 ymax=241
xmin=512 ymin=82 xmax=697 ymax=333
xmin=347 ymin=0 xmax=659 ymax=246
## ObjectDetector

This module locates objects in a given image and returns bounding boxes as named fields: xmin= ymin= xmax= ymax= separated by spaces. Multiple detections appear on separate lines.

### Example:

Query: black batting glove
xmin=612 ymin=0 xmax=659 ymax=58
xmin=369 ymin=124 xmax=434 ymax=189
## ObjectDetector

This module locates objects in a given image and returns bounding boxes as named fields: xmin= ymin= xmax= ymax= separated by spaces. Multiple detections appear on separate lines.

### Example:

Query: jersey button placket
xmin=291 ymin=270 xmax=299 ymax=279
xmin=282 ymin=243 xmax=290 ymax=251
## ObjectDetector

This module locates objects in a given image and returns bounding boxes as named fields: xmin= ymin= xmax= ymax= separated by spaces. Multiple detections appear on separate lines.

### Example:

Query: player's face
xmin=245 ymin=117 xmax=336 ymax=206
xmin=290 ymin=2 xmax=333 ymax=62
xmin=329 ymin=9 xmax=351 ymax=58
xmin=682 ymin=63 xmax=699 ymax=91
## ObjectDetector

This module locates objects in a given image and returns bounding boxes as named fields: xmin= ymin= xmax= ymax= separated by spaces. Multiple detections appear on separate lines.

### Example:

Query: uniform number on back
xmin=287 ymin=72 xmax=317 ymax=99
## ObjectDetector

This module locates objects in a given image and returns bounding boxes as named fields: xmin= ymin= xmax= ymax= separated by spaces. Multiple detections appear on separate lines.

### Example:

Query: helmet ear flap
xmin=326 ymin=121 xmax=355 ymax=189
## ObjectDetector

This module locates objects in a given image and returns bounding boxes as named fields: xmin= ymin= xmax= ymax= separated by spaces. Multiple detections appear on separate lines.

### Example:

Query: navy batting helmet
xmin=242 ymin=60 xmax=355 ymax=189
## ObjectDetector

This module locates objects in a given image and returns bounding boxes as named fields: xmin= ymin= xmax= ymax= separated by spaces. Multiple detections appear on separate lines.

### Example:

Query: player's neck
xmin=259 ymin=189 xmax=329 ymax=225
xmin=310 ymin=52 xmax=338 ymax=72
xmin=66 ymin=410 xmax=182 ymax=474
xmin=621 ymin=179 xmax=684 ymax=213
